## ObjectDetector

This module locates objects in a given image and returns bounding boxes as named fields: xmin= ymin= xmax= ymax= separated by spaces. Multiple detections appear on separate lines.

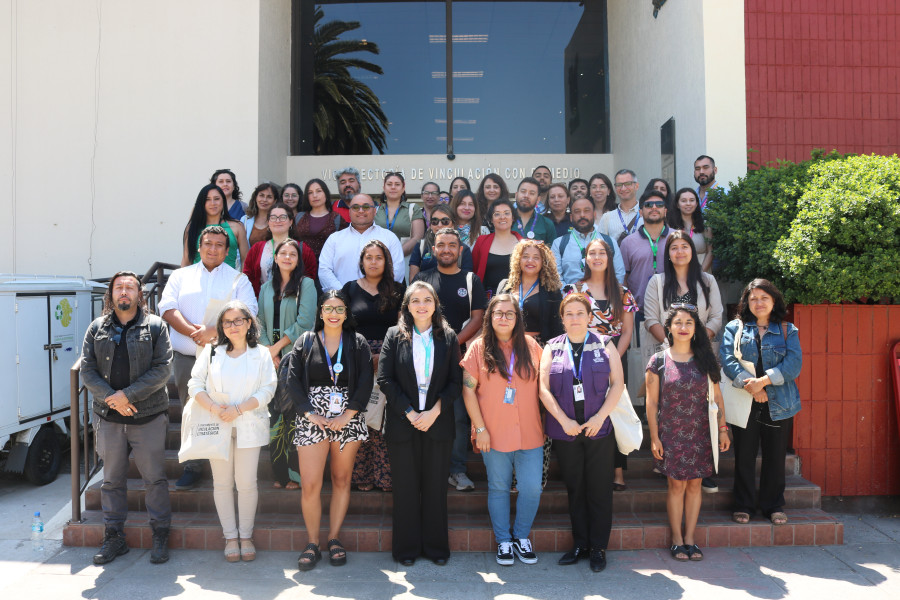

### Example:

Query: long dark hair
xmin=423 ymin=204 xmax=457 ymax=249
xmin=271 ymin=239 xmax=305 ymax=300
xmin=476 ymin=173 xmax=509 ymax=220
xmin=588 ymin=173 xmax=617 ymax=213
xmin=668 ymin=187 xmax=706 ymax=232
xmin=301 ymin=178 xmax=332 ymax=213
xmin=214 ymin=300 xmax=260 ymax=351
xmin=186 ymin=183 xmax=231 ymax=263
xmin=102 ymin=271 xmax=148 ymax=316
xmin=313 ymin=290 xmax=357 ymax=332
xmin=644 ymin=178 xmax=673 ymax=209
xmin=379 ymin=172 xmax=407 ymax=205
xmin=662 ymin=230 xmax=710 ymax=307
xmin=209 ymin=169 xmax=241 ymax=201
xmin=481 ymin=294 xmax=535 ymax=381
xmin=357 ymin=240 xmax=401 ymax=313
xmin=579 ymin=238 xmax=624 ymax=324
xmin=737 ymin=278 xmax=787 ymax=323
xmin=397 ymin=281 xmax=450 ymax=342
xmin=246 ymin=182 xmax=280 ymax=218
xmin=663 ymin=305 xmax=720 ymax=381
xmin=450 ymin=190 xmax=483 ymax=245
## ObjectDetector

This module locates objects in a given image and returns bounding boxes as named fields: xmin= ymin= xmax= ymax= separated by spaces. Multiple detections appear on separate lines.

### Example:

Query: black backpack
xmin=272 ymin=332 xmax=315 ymax=415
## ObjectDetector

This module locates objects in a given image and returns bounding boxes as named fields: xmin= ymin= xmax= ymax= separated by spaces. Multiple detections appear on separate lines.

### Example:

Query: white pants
xmin=209 ymin=430 xmax=261 ymax=539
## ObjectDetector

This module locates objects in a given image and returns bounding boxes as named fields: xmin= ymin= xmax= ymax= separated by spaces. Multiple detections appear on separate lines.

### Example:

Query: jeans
xmin=481 ymin=446 xmax=543 ymax=543
xmin=449 ymin=395 xmax=469 ymax=474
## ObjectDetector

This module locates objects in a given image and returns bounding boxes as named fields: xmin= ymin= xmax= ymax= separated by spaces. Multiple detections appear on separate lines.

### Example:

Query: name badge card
xmin=418 ymin=384 xmax=428 ymax=408
xmin=328 ymin=392 xmax=344 ymax=415
xmin=573 ymin=383 xmax=585 ymax=403
xmin=504 ymin=386 xmax=516 ymax=405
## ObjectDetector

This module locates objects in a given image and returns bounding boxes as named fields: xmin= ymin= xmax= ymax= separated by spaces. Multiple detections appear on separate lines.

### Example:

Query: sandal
xmin=612 ymin=482 xmax=628 ymax=492
xmin=272 ymin=481 xmax=283 ymax=489
xmin=357 ymin=483 xmax=375 ymax=492
xmin=769 ymin=511 xmax=788 ymax=526
xmin=669 ymin=544 xmax=689 ymax=562
xmin=285 ymin=481 xmax=300 ymax=490
xmin=686 ymin=544 xmax=704 ymax=561
xmin=240 ymin=538 xmax=256 ymax=561
xmin=327 ymin=538 xmax=347 ymax=566
xmin=297 ymin=543 xmax=321 ymax=571
xmin=732 ymin=511 xmax=751 ymax=524
xmin=224 ymin=539 xmax=240 ymax=563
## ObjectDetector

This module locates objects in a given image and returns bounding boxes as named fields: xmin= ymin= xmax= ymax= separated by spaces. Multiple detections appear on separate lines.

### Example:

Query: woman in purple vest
xmin=537 ymin=293 xmax=625 ymax=573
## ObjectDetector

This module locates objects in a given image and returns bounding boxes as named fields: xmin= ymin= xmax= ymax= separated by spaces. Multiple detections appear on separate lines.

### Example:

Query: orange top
xmin=460 ymin=335 xmax=544 ymax=453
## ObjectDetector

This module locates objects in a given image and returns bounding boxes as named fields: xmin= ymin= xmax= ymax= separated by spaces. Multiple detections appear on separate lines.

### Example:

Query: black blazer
xmin=288 ymin=330 xmax=374 ymax=414
xmin=498 ymin=279 xmax=564 ymax=344
xmin=377 ymin=325 xmax=461 ymax=443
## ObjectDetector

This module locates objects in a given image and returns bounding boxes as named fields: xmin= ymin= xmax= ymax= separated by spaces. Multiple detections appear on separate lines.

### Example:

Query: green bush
xmin=774 ymin=154 xmax=900 ymax=304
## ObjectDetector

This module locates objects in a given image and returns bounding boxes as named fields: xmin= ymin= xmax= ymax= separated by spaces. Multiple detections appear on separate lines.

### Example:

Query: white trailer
xmin=0 ymin=274 xmax=105 ymax=484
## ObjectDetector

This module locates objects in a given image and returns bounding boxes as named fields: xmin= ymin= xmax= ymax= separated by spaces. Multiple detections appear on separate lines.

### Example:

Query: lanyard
xmin=383 ymin=204 xmax=402 ymax=231
xmin=519 ymin=280 xmax=539 ymax=309
xmin=414 ymin=325 xmax=433 ymax=379
xmin=569 ymin=228 xmax=597 ymax=258
xmin=616 ymin=207 xmax=638 ymax=236
xmin=698 ymin=183 xmax=717 ymax=211
xmin=320 ymin=332 xmax=344 ymax=385
xmin=517 ymin=213 xmax=537 ymax=237
xmin=642 ymin=226 xmax=664 ymax=271
xmin=506 ymin=350 xmax=516 ymax=387
xmin=566 ymin=336 xmax=587 ymax=382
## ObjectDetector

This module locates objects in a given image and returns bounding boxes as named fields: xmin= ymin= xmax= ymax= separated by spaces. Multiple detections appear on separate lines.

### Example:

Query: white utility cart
xmin=0 ymin=274 xmax=104 ymax=484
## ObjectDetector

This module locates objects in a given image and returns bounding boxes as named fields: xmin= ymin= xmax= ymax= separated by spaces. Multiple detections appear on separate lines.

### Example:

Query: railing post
xmin=69 ymin=358 xmax=82 ymax=524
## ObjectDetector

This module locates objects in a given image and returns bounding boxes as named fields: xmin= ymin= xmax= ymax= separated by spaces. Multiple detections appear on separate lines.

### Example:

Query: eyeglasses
xmin=222 ymin=317 xmax=248 ymax=329
xmin=430 ymin=217 xmax=452 ymax=226
xmin=492 ymin=310 xmax=517 ymax=321
xmin=643 ymin=200 xmax=666 ymax=208
xmin=268 ymin=214 xmax=291 ymax=222
xmin=349 ymin=204 xmax=375 ymax=212
xmin=614 ymin=181 xmax=636 ymax=189
xmin=421 ymin=191 xmax=439 ymax=197
xmin=670 ymin=303 xmax=698 ymax=311
xmin=322 ymin=305 xmax=347 ymax=315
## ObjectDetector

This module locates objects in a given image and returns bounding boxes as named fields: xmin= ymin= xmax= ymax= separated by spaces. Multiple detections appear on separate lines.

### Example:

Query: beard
xmin=436 ymin=253 xmax=459 ymax=268
xmin=117 ymin=298 xmax=133 ymax=311
xmin=694 ymin=173 xmax=712 ymax=186
xmin=574 ymin=218 xmax=594 ymax=234
xmin=643 ymin=214 xmax=665 ymax=225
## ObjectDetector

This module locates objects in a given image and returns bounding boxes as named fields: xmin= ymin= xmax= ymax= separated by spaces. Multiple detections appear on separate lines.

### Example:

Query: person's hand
xmin=306 ymin=413 xmax=328 ymax=430
xmin=268 ymin=345 xmax=281 ymax=365
xmin=650 ymin=436 xmax=664 ymax=461
xmin=475 ymin=428 xmax=491 ymax=453
xmin=751 ymin=389 xmax=768 ymax=403
xmin=406 ymin=409 xmax=420 ymax=423
xmin=219 ymin=405 xmax=241 ymax=423
xmin=106 ymin=391 xmax=138 ymax=417
xmin=583 ymin=414 xmax=606 ymax=437
xmin=328 ymin=411 xmax=353 ymax=431
xmin=413 ymin=407 xmax=439 ymax=432
xmin=743 ymin=377 xmax=767 ymax=394
xmin=719 ymin=431 xmax=731 ymax=452
xmin=562 ymin=417 xmax=583 ymax=437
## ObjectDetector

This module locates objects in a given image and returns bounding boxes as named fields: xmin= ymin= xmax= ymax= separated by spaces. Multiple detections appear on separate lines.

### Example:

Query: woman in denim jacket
xmin=720 ymin=279 xmax=802 ymax=526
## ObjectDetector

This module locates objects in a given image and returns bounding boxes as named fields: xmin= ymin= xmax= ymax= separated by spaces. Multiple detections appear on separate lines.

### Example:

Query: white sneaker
xmin=512 ymin=538 xmax=538 ymax=564
xmin=448 ymin=472 xmax=475 ymax=491
xmin=496 ymin=542 xmax=514 ymax=566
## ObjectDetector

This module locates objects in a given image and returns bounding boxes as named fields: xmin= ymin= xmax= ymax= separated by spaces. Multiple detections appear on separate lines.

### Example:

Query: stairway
xmin=64 ymin=382 xmax=842 ymax=552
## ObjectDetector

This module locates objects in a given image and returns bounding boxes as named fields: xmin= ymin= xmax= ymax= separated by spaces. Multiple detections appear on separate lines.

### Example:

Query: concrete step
xmin=63 ymin=508 xmax=843 ymax=551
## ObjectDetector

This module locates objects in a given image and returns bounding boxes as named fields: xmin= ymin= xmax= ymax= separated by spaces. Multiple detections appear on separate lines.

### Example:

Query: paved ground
xmin=1 ymin=473 xmax=899 ymax=599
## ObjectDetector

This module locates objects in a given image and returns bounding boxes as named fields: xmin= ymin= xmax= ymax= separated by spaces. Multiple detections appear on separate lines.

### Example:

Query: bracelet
xmin=475 ymin=427 xmax=486 ymax=434
xmin=235 ymin=405 xmax=242 ymax=416
xmin=719 ymin=425 xmax=729 ymax=431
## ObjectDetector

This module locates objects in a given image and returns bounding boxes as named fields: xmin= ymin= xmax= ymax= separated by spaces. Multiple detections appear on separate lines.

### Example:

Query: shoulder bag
xmin=719 ymin=321 xmax=755 ymax=428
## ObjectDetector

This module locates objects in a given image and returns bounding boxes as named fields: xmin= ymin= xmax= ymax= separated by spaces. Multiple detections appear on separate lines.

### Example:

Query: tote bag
xmin=720 ymin=321 xmax=755 ymax=428
xmin=178 ymin=391 xmax=232 ymax=462
xmin=609 ymin=386 xmax=643 ymax=455
xmin=707 ymin=376 xmax=720 ymax=474
xmin=364 ymin=383 xmax=387 ymax=432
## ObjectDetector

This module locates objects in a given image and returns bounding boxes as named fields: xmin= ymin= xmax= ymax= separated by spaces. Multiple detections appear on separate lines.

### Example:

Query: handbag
xmin=719 ymin=321 xmax=755 ymax=428
xmin=609 ymin=385 xmax=643 ymax=455
xmin=273 ymin=332 xmax=314 ymax=415
xmin=364 ymin=382 xmax=387 ymax=432
xmin=178 ymin=346 xmax=233 ymax=462
xmin=707 ymin=375 xmax=720 ymax=474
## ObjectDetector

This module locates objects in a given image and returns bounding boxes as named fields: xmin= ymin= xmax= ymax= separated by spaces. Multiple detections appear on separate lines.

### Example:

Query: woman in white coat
xmin=188 ymin=300 xmax=277 ymax=563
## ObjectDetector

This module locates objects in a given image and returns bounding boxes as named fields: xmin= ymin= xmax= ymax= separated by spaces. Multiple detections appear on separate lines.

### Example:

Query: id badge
xmin=580 ymin=258 xmax=586 ymax=269
xmin=504 ymin=386 xmax=516 ymax=405
xmin=328 ymin=392 xmax=344 ymax=415
xmin=573 ymin=383 xmax=585 ymax=403
xmin=418 ymin=383 xmax=428 ymax=408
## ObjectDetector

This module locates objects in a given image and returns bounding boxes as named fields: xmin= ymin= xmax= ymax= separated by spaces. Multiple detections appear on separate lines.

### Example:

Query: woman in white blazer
xmin=187 ymin=300 xmax=277 ymax=563
xmin=642 ymin=231 xmax=724 ymax=362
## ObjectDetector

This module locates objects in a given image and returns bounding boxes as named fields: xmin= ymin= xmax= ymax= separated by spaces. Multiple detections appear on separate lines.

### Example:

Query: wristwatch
xmin=475 ymin=427 xmax=486 ymax=434
xmin=405 ymin=406 xmax=414 ymax=415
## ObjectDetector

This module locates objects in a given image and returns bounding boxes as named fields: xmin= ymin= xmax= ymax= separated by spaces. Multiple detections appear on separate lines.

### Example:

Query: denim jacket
xmin=719 ymin=318 xmax=802 ymax=421
xmin=81 ymin=312 xmax=174 ymax=419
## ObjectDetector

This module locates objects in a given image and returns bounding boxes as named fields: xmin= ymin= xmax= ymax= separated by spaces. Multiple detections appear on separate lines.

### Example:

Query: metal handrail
xmin=140 ymin=261 xmax=180 ymax=314
xmin=68 ymin=356 xmax=100 ymax=524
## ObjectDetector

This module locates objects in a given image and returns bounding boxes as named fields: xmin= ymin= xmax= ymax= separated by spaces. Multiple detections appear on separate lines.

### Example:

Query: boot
xmin=93 ymin=527 xmax=128 ymax=565
xmin=150 ymin=526 xmax=170 ymax=564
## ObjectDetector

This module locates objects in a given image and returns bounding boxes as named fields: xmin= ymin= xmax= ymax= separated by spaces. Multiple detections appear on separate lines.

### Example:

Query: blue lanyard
xmin=566 ymin=335 xmax=587 ymax=382
xmin=516 ymin=213 xmax=537 ymax=236
xmin=519 ymin=280 xmax=539 ymax=309
xmin=320 ymin=332 xmax=344 ymax=385
xmin=414 ymin=325 xmax=433 ymax=379
xmin=616 ymin=208 xmax=638 ymax=235
xmin=383 ymin=204 xmax=402 ymax=231
xmin=506 ymin=350 xmax=516 ymax=386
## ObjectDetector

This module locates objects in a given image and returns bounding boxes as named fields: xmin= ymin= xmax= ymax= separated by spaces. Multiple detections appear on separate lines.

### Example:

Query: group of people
xmin=79 ymin=157 xmax=802 ymax=574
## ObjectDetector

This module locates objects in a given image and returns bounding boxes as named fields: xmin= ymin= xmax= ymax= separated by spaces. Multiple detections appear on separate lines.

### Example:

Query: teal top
xmin=257 ymin=277 xmax=317 ymax=355
xmin=194 ymin=220 xmax=239 ymax=269
xmin=512 ymin=212 xmax=558 ymax=244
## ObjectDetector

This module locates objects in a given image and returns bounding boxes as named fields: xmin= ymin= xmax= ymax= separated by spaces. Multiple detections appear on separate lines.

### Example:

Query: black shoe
xmin=175 ymin=469 xmax=201 ymax=491
xmin=558 ymin=547 xmax=589 ymax=565
xmin=590 ymin=549 xmax=607 ymax=572
xmin=150 ymin=526 xmax=170 ymax=564
xmin=701 ymin=477 xmax=718 ymax=493
xmin=432 ymin=557 xmax=448 ymax=566
xmin=93 ymin=527 xmax=129 ymax=565
xmin=400 ymin=558 xmax=416 ymax=566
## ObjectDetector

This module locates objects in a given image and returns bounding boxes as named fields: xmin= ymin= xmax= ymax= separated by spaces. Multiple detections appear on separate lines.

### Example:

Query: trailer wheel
xmin=24 ymin=426 xmax=62 ymax=486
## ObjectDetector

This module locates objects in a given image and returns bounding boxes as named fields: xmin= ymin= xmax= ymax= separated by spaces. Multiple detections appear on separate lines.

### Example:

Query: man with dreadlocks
xmin=80 ymin=271 xmax=174 ymax=565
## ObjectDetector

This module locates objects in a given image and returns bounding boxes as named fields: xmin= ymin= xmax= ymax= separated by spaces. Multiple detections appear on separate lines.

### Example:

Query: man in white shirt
xmin=158 ymin=226 xmax=257 ymax=490
xmin=318 ymin=193 xmax=405 ymax=291
xmin=551 ymin=196 xmax=625 ymax=285
xmin=598 ymin=169 xmax=643 ymax=244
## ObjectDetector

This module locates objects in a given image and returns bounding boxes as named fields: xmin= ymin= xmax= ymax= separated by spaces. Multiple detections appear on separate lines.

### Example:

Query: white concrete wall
xmin=1 ymin=0 xmax=267 ymax=278
xmin=608 ymin=0 xmax=746 ymax=190
xmin=258 ymin=0 xmax=292 ymax=184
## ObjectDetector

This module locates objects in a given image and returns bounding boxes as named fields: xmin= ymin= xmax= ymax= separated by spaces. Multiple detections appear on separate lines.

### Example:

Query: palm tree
xmin=313 ymin=6 xmax=389 ymax=155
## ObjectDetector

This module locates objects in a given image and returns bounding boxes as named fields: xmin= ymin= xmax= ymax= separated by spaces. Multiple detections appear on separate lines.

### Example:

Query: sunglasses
xmin=643 ymin=200 xmax=666 ymax=208
xmin=430 ymin=217 xmax=452 ymax=226
xmin=670 ymin=303 xmax=698 ymax=311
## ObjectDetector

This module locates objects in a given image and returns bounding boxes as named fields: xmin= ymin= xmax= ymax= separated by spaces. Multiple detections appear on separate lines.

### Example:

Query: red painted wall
xmin=744 ymin=0 xmax=900 ymax=167
xmin=792 ymin=305 xmax=900 ymax=496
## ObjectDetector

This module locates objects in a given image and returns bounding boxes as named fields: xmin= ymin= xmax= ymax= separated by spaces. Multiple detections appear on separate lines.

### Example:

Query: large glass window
xmin=293 ymin=0 xmax=609 ymax=155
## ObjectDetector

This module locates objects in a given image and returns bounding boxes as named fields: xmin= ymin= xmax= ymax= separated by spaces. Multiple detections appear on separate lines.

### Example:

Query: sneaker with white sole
xmin=496 ymin=542 xmax=515 ymax=566
xmin=701 ymin=477 xmax=719 ymax=493
xmin=512 ymin=538 xmax=538 ymax=564
xmin=448 ymin=472 xmax=475 ymax=491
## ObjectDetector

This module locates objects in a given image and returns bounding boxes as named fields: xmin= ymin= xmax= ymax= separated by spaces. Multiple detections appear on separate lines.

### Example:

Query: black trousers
xmin=554 ymin=432 xmax=615 ymax=550
xmin=731 ymin=403 xmax=793 ymax=516
xmin=386 ymin=433 xmax=453 ymax=561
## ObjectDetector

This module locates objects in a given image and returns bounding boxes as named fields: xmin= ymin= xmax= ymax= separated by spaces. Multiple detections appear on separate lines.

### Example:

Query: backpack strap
xmin=559 ymin=232 xmax=570 ymax=256
xmin=466 ymin=272 xmax=474 ymax=315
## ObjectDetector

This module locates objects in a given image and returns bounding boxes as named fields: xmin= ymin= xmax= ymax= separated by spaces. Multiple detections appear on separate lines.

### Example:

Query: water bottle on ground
xmin=31 ymin=511 xmax=44 ymax=552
